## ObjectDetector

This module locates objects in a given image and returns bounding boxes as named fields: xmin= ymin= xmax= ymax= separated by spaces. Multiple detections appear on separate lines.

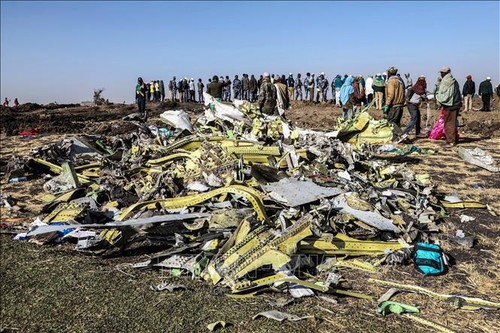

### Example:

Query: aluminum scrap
xmin=10 ymin=100 xmax=449 ymax=298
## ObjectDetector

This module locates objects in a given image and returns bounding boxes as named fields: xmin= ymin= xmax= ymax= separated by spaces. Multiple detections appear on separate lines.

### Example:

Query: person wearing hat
xmin=135 ymin=77 xmax=147 ymax=118
xmin=257 ymin=72 xmax=278 ymax=115
xmin=435 ymin=66 xmax=462 ymax=146
xmin=462 ymin=75 xmax=475 ymax=112
xmin=478 ymin=77 xmax=493 ymax=111
xmin=286 ymin=73 xmax=295 ymax=102
xmin=383 ymin=67 xmax=405 ymax=128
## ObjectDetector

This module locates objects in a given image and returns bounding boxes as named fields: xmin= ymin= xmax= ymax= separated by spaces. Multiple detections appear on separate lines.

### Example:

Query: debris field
xmin=1 ymin=96 xmax=499 ymax=333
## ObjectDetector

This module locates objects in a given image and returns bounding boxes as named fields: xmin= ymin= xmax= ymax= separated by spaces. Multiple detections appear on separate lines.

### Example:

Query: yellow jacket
xmin=385 ymin=77 xmax=405 ymax=107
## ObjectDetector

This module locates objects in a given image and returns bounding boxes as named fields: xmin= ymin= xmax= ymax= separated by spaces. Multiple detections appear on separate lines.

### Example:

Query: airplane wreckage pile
xmin=8 ymin=93 xmax=500 ymax=326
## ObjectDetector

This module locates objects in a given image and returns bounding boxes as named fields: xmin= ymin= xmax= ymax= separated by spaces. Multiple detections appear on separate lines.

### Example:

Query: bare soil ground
xmin=1 ymin=98 xmax=499 ymax=333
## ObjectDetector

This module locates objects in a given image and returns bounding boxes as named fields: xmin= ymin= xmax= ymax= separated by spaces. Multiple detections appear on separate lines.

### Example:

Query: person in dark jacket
xmin=249 ymin=75 xmax=258 ymax=102
xmin=135 ymin=77 xmax=147 ymax=118
xmin=233 ymin=75 xmax=242 ymax=100
xmin=257 ymin=72 xmax=277 ymax=115
xmin=160 ymin=80 xmax=165 ymax=102
xmin=206 ymin=75 xmax=226 ymax=100
xmin=462 ymin=75 xmax=475 ymax=112
xmin=478 ymin=77 xmax=493 ymax=111
xmin=242 ymin=74 xmax=250 ymax=101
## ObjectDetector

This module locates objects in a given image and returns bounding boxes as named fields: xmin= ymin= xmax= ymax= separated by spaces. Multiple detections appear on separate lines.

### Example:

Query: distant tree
xmin=93 ymin=88 xmax=106 ymax=105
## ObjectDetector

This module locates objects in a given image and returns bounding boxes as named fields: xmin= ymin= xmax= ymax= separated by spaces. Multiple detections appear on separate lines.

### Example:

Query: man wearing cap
xmin=257 ymin=72 xmax=278 ymax=115
xmin=462 ymin=75 xmax=475 ymax=112
xmin=435 ymin=67 xmax=462 ymax=146
xmin=478 ymin=77 xmax=493 ymax=111
xmin=135 ymin=77 xmax=147 ymax=118
xmin=382 ymin=67 xmax=406 ymax=128
xmin=286 ymin=74 xmax=295 ymax=101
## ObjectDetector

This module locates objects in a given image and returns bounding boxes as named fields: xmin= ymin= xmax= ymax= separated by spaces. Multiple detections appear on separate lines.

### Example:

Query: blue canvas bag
xmin=412 ymin=242 xmax=447 ymax=276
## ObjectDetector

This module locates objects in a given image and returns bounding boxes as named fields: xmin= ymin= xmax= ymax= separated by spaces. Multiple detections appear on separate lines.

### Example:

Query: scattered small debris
xmin=252 ymin=310 xmax=314 ymax=322
xmin=150 ymin=282 xmax=187 ymax=292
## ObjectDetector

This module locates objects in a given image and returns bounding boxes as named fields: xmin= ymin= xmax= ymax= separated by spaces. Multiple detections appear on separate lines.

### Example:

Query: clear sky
xmin=1 ymin=1 xmax=499 ymax=104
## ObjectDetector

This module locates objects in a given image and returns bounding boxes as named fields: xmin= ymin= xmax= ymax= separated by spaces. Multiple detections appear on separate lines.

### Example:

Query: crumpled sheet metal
xmin=334 ymin=111 xmax=394 ymax=146
xmin=160 ymin=110 xmax=193 ymax=132
xmin=13 ymin=94 xmax=452 ymax=301
xmin=332 ymin=193 xmax=400 ymax=233
xmin=457 ymin=147 xmax=499 ymax=172
xmin=203 ymin=92 xmax=248 ymax=123
xmin=204 ymin=214 xmax=314 ymax=286
xmin=262 ymin=177 xmax=343 ymax=207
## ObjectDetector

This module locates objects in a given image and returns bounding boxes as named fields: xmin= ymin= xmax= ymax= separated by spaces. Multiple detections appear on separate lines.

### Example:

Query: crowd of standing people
xmin=135 ymin=69 xmax=498 ymax=146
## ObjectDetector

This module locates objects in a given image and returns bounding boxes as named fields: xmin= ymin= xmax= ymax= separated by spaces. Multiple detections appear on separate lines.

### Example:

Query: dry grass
xmin=1 ymin=103 xmax=499 ymax=332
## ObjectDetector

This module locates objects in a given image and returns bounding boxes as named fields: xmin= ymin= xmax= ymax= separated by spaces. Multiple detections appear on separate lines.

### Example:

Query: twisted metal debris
xmin=13 ymin=93 xmax=450 ymax=298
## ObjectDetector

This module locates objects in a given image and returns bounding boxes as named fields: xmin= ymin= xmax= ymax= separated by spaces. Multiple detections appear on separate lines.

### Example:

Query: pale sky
xmin=1 ymin=1 xmax=499 ymax=104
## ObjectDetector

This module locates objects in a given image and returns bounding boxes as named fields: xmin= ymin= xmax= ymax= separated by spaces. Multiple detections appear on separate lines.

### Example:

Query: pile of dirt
xmin=0 ymin=101 xmax=201 ymax=136
xmin=463 ymin=119 xmax=500 ymax=137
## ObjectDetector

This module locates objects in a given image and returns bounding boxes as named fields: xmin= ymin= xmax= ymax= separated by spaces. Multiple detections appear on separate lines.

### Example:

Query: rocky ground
xmin=0 ymin=97 xmax=499 ymax=333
